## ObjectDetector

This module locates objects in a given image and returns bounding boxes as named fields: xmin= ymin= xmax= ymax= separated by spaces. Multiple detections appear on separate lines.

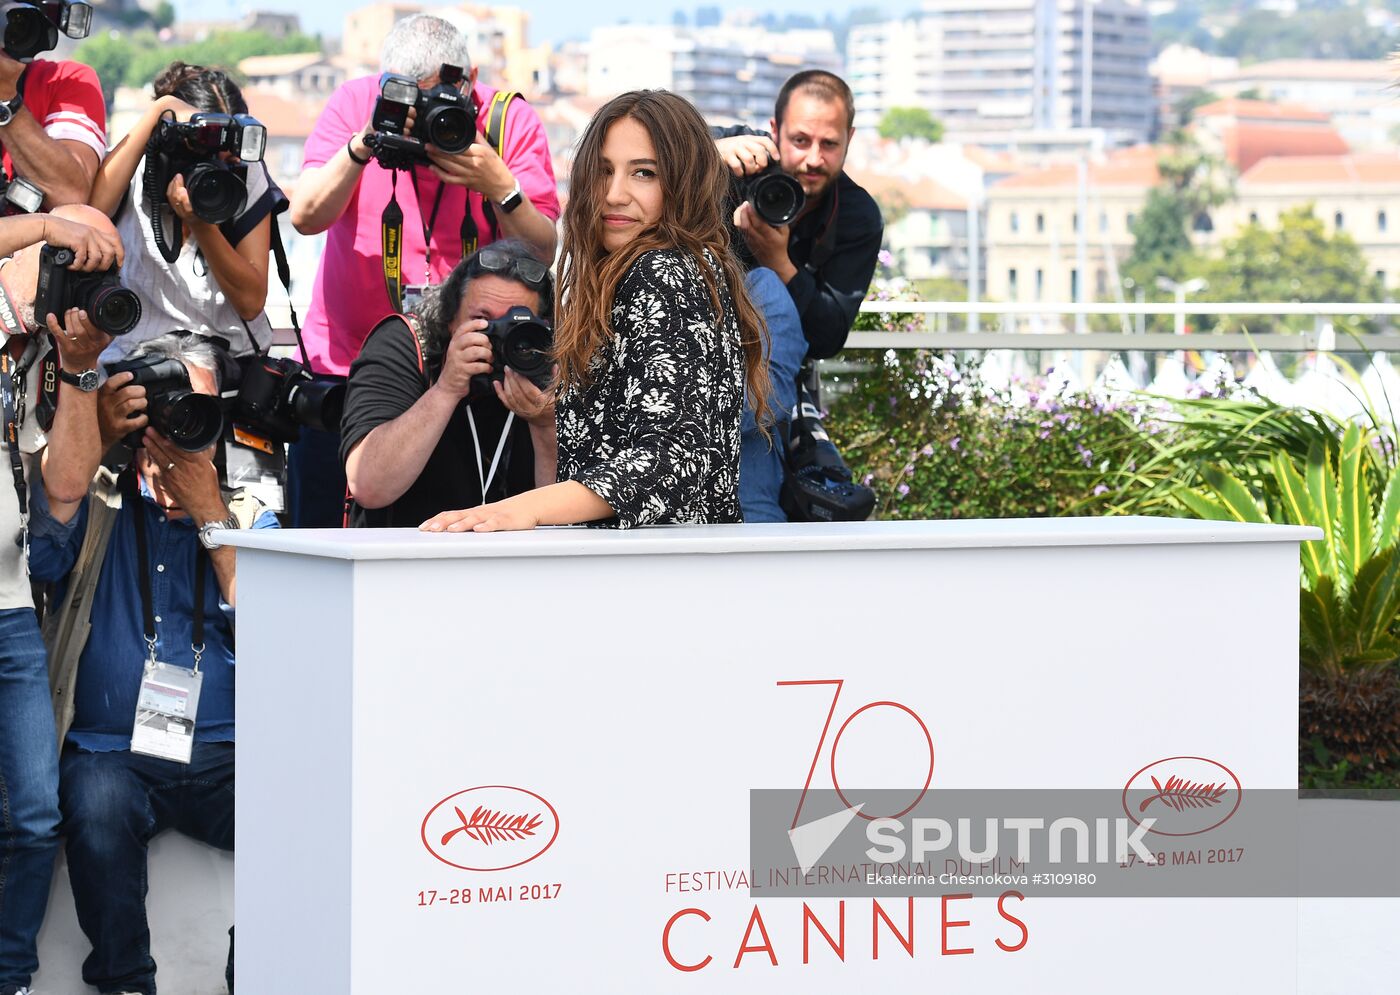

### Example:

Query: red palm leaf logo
xmin=1138 ymin=774 xmax=1228 ymax=814
xmin=441 ymin=805 xmax=544 ymax=847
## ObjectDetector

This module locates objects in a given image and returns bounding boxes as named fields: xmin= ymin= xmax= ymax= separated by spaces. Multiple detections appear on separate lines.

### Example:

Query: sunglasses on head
xmin=471 ymin=248 xmax=550 ymax=290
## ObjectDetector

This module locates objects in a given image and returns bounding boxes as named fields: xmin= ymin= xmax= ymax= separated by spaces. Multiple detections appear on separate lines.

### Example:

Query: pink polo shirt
xmin=300 ymin=76 xmax=560 ymax=375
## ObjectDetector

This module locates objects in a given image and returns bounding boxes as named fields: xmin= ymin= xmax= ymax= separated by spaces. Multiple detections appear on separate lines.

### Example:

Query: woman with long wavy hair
xmin=421 ymin=90 xmax=769 ymax=532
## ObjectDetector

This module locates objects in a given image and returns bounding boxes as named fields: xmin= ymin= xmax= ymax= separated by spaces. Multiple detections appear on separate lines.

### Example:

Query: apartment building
xmin=847 ymin=0 xmax=1154 ymax=144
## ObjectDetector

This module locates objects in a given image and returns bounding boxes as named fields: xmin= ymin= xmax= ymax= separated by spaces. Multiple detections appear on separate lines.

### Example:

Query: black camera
xmin=0 ymin=174 xmax=42 ymax=215
xmin=231 ymin=354 xmax=345 ymax=445
xmin=35 ymin=244 xmax=142 ymax=336
xmin=2 ymin=0 xmax=91 ymax=62
xmin=742 ymin=151 xmax=805 ymax=227
xmin=470 ymin=306 xmax=553 ymax=397
xmin=104 ymin=354 xmax=224 ymax=453
xmin=365 ymin=63 xmax=475 ymax=170
xmin=779 ymin=374 xmax=875 ymax=523
xmin=146 ymin=112 xmax=266 ymax=230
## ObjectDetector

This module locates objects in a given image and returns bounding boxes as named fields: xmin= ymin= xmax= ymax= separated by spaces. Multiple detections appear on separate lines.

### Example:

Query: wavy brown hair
xmin=554 ymin=90 xmax=771 ymax=427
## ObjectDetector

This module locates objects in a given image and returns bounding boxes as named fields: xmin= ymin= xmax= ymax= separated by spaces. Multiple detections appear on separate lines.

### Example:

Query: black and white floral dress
xmin=556 ymin=247 xmax=746 ymax=528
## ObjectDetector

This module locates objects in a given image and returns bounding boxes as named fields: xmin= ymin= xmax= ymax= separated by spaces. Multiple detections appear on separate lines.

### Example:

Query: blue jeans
xmin=60 ymin=742 xmax=236 ymax=995
xmin=740 ymin=268 xmax=807 ymax=523
xmin=0 ymin=606 xmax=61 ymax=989
xmin=286 ymin=425 xmax=347 ymax=528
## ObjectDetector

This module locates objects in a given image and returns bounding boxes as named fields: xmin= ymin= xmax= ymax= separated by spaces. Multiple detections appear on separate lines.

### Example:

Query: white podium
xmin=221 ymin=518 xmax=1317 ymax=993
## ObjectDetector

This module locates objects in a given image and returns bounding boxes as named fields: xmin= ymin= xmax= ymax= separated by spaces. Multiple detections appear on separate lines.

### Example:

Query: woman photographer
xmin=421 ymin=89 xmax=769 ymax=532
xmin=89 ymin=62 xmax=285 ymax=360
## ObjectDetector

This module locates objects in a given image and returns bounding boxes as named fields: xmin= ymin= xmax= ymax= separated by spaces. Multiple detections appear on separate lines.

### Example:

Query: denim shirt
xmin=27 ymin=473 xmax=279 ymax=752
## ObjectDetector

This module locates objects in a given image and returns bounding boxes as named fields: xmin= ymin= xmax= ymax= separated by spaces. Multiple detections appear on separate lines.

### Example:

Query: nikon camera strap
xmin=378 ymin=90 xmax=524 ymax=313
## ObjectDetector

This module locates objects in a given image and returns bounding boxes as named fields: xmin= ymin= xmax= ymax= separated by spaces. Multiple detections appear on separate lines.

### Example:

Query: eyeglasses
xmin=471 ymin=248 xmax=550 ymax=290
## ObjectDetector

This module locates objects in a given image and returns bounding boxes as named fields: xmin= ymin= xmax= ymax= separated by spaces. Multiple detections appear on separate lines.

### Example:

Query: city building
xmin=585 ymin=22 xmax=841 ymax=123
xmin=1215 ymin=153 xmax=1400 ymax=291
xmin=857 ymin=173 xmax=972 ymax=283
xmin=238 ymin=53 xmax=348 ymax=101
xmin=1211 ymin=59 xmax=1398 ymax=151
xmin=984 ymin=145 xmax=1160 ymax=302
xmin=847 ymin=0 xmax=1154 ymax=145
xmin=1189 ymin=99 xmax=1349 ymax=172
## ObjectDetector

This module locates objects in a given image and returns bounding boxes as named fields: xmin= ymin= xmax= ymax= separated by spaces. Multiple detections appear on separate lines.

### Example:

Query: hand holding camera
xmin=36 ymin=242 xmax=141 ymax=337
xmin=97 ymin=371 xmax=147 ymax=450
xmin=433 ymin=322 xmax=494 ymax=399
xmin=45 ymin=305 xmax=109 ymax=372
xmin=143 ymin=104 xmax=267 ymax=261
xmin=38 ymin=215 xmax=123 ymax=271
xmin=364 ymin=63 xmax=475 ymax=171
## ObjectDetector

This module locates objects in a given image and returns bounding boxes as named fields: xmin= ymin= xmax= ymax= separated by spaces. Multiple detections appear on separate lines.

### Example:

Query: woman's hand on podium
xmin=420 ymin=494 xmax=541 ymax=533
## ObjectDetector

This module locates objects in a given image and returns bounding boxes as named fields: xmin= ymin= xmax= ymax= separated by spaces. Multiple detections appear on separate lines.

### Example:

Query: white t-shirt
xmin=102 ymin=160 xmax=286 ymax=364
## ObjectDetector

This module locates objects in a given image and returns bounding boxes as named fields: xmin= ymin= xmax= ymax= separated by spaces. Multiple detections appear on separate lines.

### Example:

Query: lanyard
xmin=1 ymin=337 xmax=38 ymax=517
xmin=466 ymin=407 xmax=515 ymax=502
xmin=124 ymin=469 xmax=208 ymax=671
xmin=380 ymin=170 xmax=479 ymax=312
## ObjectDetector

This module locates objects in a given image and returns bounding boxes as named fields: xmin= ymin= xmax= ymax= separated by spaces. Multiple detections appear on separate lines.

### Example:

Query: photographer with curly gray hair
xmin=340 ymin=240 xmax=556 ymax=528
xmin=287 ymin=13 xmax=560 ymax=529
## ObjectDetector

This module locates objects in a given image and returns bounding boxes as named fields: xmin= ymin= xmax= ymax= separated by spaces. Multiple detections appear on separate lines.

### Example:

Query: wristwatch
xmin=0 ymin=92 xmax=23 ymax=127
xmin=58 ymin=368 xmax=99 ymax=392
xmin=498 ymin=179 xmax=524 ymax=214
xmin=198 ymin=513 xmax=241 ymax=550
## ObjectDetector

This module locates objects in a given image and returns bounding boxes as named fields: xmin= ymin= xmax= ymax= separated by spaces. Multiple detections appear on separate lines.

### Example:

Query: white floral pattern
xmin=557 ymin=248 xmax=746 ymax=528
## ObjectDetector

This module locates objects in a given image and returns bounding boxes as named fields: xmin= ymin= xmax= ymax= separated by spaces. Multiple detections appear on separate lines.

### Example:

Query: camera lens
xmin=424 ymin=105 xmax=472 ymax=154
xmin=748 ymin=172 xmax=805 ymax=227
xmin=87 ymin=285 xmax=141 ymax=336
xmin=154 ymin=391 xmax=223 ymax=452
xmin=3 ymin=6 xmax=57 ymax=61
xmin=502 ymin=321 xmax=553 ymax=383
xmin=184 ymin=162 xmax=247 ymax=225
xmin=288 ymin=379 xmax=346 ymax=434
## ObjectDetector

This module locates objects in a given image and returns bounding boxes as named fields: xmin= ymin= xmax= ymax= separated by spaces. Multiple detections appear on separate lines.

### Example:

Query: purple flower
xmin=949 ymin=436 xmax=961 ymax=451
xmin=897 ymin=483 xmax=910 ymax=497
xmin=1093 ymin=484 xmax=1109 ymax=496
xmin=920 ymin=444 xmax=934 ymax=456
xmin=862 ymin=473 xmax=874 ymax=485
xmin=878 ymin=249 xmax=894 ymax=267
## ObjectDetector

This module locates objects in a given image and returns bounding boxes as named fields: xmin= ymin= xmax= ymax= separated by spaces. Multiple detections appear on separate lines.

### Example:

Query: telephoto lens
xmin=183 ymin=161 xmax=247 ymax=224
xmin=423 ymin=102 xmax=472 ymax=153
xmin=103 ymin=356 xmax=224 ymax=452
xmin=745 ymin=164 xmax=805 ymax=227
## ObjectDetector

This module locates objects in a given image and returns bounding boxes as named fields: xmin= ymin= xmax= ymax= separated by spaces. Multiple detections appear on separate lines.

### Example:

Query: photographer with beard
xmin=713 ymin=71 xmax=883 ymax=522
xmin=0 ymin=204 xmax=122 ymax=995
xmin=340 ymin=240 xmax=556 ymax=527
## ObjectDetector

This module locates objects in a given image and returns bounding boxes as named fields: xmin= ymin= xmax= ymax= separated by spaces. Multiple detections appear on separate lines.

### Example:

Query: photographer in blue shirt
xmin=28 ymin=332 xmax=277 ymax=995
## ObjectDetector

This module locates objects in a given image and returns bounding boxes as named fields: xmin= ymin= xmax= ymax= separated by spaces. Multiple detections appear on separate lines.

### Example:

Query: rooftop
xmin=1192 ymin=99 xmax=1332 ymax=123
xmin=992 ymin=146 xmax=1160 ymax=191
xmin=1241 ymin=152 xmax=1400 ymax=186
xmin=238 ymin=53 xmax=329 ymax=78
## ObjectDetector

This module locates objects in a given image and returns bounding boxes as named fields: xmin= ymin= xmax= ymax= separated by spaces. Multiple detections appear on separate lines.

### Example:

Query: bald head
xmin=51 ymin=203 xmax=120 ymax=239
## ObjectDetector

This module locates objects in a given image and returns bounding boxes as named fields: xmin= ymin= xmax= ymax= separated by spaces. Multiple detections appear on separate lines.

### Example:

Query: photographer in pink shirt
xmin=288 ymin=14 xmax=558 ymax=527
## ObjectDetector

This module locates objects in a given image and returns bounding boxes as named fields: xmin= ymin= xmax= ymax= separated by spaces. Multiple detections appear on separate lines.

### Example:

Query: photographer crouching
xmin=28 ymin=331 xmax=278 ymax=995
xmin=715 ymin=70 xmax=883 ymax=523
xmin=289 ymin=14 xmax=560 ymax=528
xmin=341 ymin=241 xmax=555 ymax=526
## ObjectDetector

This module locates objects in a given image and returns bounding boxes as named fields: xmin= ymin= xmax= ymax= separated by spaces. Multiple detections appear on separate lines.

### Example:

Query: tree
xmin=74 ymin=29 xmax=321 ymax=109
xmin=152 ymin=2 xmax=176 ymax=30
xmin=1171 ymin=89 xmax=1219 ymax=130
xmin=1189 ymin=205 xmax=1384 ymax=333
xmin=1124 ymin=187 xmax=1196 ymax=290
xmin=878 ymin=107 xmax=943 ymax=144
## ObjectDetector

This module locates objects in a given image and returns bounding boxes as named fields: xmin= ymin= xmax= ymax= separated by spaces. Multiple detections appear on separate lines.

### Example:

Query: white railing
xmin=847 ymin=301 xmax=1400 ymax=352
xmin=263 ymin=300 xmax=1400 ymax=354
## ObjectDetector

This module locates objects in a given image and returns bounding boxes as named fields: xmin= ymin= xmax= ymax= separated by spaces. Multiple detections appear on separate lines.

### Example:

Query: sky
xmin=175 ymin=0 xmax=881 ymax=45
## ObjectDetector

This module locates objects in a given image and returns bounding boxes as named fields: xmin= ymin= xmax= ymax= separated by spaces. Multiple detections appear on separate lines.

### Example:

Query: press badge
xmin=401 ymin=284 xmax=426 ymax=314
xmin=131 ymin=660 xmax=203 ymax=764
